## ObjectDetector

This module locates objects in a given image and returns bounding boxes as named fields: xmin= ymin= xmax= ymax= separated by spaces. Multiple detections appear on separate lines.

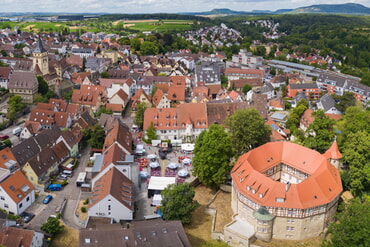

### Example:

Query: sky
xmin=0 ymin=0 xmax=369 ymax=13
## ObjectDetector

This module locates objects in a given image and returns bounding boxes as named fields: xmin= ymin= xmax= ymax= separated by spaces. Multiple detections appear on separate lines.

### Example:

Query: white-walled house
xmin=0 ymin=170 xmax=35 ymax=215
xmin=88 ymin=166 xmax=134 ymax=222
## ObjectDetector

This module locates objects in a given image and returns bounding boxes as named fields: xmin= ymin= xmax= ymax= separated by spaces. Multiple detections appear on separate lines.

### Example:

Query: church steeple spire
xmin=34 ymin=36 xmax=47 ymax=53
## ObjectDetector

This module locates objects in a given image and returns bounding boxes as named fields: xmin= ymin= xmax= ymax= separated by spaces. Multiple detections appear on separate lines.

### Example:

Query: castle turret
xmin=253 ymin=206 xmax=275 ymax=242
xmin=323 ymin=141 xmax=342 ymax=169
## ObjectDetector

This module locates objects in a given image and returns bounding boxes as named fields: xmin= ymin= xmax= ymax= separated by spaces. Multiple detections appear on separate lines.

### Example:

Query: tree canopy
xmin=322 ymin=198 xmax=370 ymax=247
xmin=225 ymin=108 xmax=271 ymax=156
xmin=37 ymin=76 xmax=49 ymax=95
xmin=134 ymin=102 xmax=148 ymax=130
xmin=146 ymin=122 xmax=157 ymax=142
xmin=303 ymin=110 xmax=336 ymax=153
xmin=192 ymin=124 xmax=234 ymax=188
xmin=8 ymin=95 xmax=25 ymax=112
xmin=341 ymin=131 xmax=370 ymax=196
xmin=160 ymin=183 xmax=199 ymax=224
xmin=41 ymin=217 xmax=64 ymax=235
xmin=82 ymin=124 xmax=106 ymax=149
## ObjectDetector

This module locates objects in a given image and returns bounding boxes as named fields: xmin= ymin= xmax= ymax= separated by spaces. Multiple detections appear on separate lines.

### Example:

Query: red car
xmin=0 ymin=135 xmax=9 ymax=140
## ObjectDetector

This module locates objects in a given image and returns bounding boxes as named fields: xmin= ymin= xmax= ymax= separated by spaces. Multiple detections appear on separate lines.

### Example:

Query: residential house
xmin=317 ymin=94 xmax=342 ymax=114
xmin=108 ymin=88 xmax=129 ymax=111
xmin=29 ymin=108 xmax=72 ymax=129
xmin=105 ymin=103 xmax=123 ymax=116
xmin=88 ymin=166 xmax=134 ymax=222
xmin=71 ymin=72 xmax=92 ymax=85
xmin=231 ymin=49 xmax=263 ymax=69
xmin=143 ymin=103 xmax=208 ymax=142
xmin=0 ymin=170 xmax=35 ymax=215
xmin=167 ymin=84 xmax=186 ymax=105
xmin=85 ymin=57 xmax=106 ymax=73
xmin=206 ymin=102 xmax=247 ymax=125
xmin=79 ymin=218 xmax=191 ymax=247
xmin=0 ymin=67 xmax=12 ymax=89
xmin=75 ymin=111 xmax=97 ymax=129
xmin=195 ymin=61 xmax=221 ymax=85
xmin=0 ymin=148 xmax=20 ymax=172
xmin=71 ymin=48 xmax=94 ymax=58
xmin=102 ymin=118 xmax=132 ymax=155
xmin=20 ymin=121 xmax=42 ymax=140
xmin=71 ymin=85 xmax=108 ymax=112
xmin=228 ymin=78 xmax=263 ymax=91
xmin=316 ymin=72 xmax=370 ymax=106
xmin=287 ymin=83 xmax=320 ymax=99
xmin=22 ymin=147 xmax=59 ymax=188
xmin=152 ymin=89 xmax=170 ymax=108
xmin=11 ymin=138 xmax=41 ymax=167
xmin=268 ymin=97 xmax=285 ymax=111
xmin=57 ymin=127 xmax=83 ymax=158
xmin=225 ymin=67 xmax=264 ymax=81
xmin=248 ymin=83 xmax=275 ymax=100
xmin=0 ymin=226 xmax=44 ymax=247
xmin=300 ymin=109 xmax=314 ymax=132
xmin=131 ymin=88 xmax=152 ymax=115
xmin=8 ymin=71 xmax=38 ymax=104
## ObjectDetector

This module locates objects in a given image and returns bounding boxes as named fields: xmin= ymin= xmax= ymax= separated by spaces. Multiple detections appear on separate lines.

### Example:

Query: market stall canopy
xmin=181 ymin=143 xmax=194 ymax=152
xmin=148 ymin=176 xmax=176 ymax=190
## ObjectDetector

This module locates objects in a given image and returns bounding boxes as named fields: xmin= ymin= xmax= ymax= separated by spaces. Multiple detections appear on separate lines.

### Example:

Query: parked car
xmin=43 ymin=195 xmax=53 ymax=204
xmin=20 ymin=212 xmax=35 ymax=223
xmin=0 ymin=134 xmax=9 ymax=140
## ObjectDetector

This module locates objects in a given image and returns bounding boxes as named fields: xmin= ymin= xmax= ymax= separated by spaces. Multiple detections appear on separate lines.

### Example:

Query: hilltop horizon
xmin=1 ymin=1 xmax=369 ymax=14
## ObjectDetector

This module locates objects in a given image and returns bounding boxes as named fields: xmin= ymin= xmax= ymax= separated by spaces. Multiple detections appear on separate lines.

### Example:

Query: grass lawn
xmin=51 ymin=221 xmax=79 ymax=247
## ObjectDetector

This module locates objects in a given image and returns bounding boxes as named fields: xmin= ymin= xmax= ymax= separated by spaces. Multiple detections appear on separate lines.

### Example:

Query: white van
xmin=62 ymin=170 xmax=73 ymax=177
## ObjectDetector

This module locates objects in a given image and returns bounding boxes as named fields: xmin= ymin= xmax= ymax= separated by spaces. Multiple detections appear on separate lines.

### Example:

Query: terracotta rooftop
xmin=323 ymin=141 xmax=342 ymax=160
xmin=231 ymin=142 xmax=342 ymax=209
xmin=0 ymin=170 xmax=34 ymax=204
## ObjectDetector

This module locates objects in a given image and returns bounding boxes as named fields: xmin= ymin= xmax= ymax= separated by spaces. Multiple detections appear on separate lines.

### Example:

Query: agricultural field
xmin=114 ymin=19 xmax=193 ymax=32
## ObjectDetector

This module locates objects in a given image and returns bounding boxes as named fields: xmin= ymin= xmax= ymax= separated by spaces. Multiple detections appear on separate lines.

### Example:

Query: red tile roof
xmin=71 ymin=85 xmax=107 ymax=107
xmin=0 ymin=147 xmax=19 ymax=170
xmin=167 ymin=84 xmax=186 ymax=101
xmin=0 ymin=227 xmax=35 ymax=247
xmin=105 ymin=103 xmax=123 ymax=112
xmin=89 ymin=166 xmax=134 ymax=210
xmin=0 ymin=170 xmax=34 ymax=204
xmin=231 ymin=142 xmax=342 ymax=209
xmin=323 ymin=141 xmax=342 ymax=160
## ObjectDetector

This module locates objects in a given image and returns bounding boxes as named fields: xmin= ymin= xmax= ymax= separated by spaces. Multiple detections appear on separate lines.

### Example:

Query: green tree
xmin=140 ymin=41 xmax=159 ymax=55
xmin=160 ymin=183 xmax=199 ymax=224
xmin=225 ymin=108 xmax=271 ymax=156
xmin=303 ymin=110 xmax=335 ymax=153
xmin=146 ymin=122 xmax=157 ymax=141
xmin=341 ymin=131 xmax=370 ymax=196
xmin=100 ymin=71 xmax=110 ymax=78
xmin=221 ymin=75 xmax=228 ymax=88
xmin=40 ymin=217 xmax=64 ymax=236
xmin=332 ymin=92 xmax=356 ymax=113
xmin=96 ymin=106 xmax=113 ymax=117
xmin=63 ymin=89 xmax=73 ymax=101
xmin=192 ymin=124 xmax=234 ymax=188
xmin=8 ymin=95 xmax=25 ymax=112
xmin=82 ymin=124 xmax=105 ymax=149
xmin=242 ymin=84 xmax=252 ymax=94
xmin=151 ymin=84 xmax=157 ymax=97
xmin=322 ymin=198 xmax=370 ymax=247
xmin=134 ymin=102 xmax=147 ymax=130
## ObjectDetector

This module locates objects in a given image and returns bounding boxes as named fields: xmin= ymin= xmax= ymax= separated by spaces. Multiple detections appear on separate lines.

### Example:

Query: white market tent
xmin=152 ymin=194 xmax=163 ymax=206
xmin=181 ymin=143 xmax=194 ymax=152
xmin=148 ymin=176 xmax=176 ymax=191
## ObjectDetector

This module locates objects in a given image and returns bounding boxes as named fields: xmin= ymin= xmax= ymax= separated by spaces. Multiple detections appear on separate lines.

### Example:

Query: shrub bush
xmin=81 ymin=207 xmax=87 ymax=213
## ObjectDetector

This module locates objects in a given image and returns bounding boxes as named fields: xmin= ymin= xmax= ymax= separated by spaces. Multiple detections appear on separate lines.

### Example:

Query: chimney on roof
xmin=285 ymin=182 xmax=291 ymax=192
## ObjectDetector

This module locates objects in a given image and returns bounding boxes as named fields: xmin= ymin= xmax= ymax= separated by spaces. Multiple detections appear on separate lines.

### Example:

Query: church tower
xmin=32 ymin=36 xmax=49 ymax=76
